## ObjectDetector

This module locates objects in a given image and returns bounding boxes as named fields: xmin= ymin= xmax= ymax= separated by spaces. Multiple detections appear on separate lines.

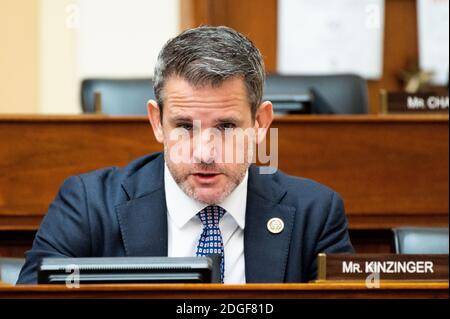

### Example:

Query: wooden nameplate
xmin=318 ymin=254 xmax=449 ymax=282
xmin=381 ymin=91 xmax=449 ymax=114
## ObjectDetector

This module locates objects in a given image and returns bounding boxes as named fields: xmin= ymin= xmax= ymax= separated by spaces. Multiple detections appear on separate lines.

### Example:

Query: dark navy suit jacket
xmin=17 ymin=152 xmax=353 ymax=284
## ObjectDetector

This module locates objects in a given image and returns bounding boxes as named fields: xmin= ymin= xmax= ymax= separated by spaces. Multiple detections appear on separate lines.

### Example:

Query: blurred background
xmin=0 ymin=0 xmax=179 ymax=114
xmin=0 ymin=0 xmax=448 ymax=114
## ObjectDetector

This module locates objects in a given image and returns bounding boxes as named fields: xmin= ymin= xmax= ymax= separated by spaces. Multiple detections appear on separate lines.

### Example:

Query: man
xmin=17 ymin=26 xmax=353 ymax=284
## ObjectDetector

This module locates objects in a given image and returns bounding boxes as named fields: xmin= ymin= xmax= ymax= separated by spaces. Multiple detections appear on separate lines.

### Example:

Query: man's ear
xmin=147 ymin=100 xmax=164 ymax=143
xmin=255 ymin=101 xmax=274 ymax=144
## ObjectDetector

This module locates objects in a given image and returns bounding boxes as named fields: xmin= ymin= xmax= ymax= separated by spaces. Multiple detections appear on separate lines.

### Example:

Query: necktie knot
xmin=197 ymin=206 xmax=226 ymax=228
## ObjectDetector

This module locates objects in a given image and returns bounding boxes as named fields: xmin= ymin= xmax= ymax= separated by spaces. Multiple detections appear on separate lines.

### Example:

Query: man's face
xmin=153 ymin=77 xmax=256 ymax=205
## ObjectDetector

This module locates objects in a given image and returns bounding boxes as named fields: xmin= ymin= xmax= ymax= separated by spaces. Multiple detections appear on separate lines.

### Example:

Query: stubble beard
xmin=164 ymin=146 xmax=249 ymax=205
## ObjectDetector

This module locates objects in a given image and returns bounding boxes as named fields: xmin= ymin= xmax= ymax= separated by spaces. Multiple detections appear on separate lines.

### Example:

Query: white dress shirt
xmin=164 ymin=164 xmax=247 ymax=284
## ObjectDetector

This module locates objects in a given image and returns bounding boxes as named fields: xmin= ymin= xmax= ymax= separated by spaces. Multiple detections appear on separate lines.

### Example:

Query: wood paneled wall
xmin=181 ymin=0 xmax=444 ymax=114
xmin=181 ymin=0 xmax=278 ymax=72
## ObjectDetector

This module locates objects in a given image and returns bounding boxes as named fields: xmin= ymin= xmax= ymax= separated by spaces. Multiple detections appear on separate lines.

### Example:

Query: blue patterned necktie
xmin=196 ymin=206 xmax=226 ymax=283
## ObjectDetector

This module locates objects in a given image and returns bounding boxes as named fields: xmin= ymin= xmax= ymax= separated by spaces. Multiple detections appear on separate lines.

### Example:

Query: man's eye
xmin=177 ymin=123 xmax=193 ymax=130
xmin=218 ymin=123 xmax=236 ymax=130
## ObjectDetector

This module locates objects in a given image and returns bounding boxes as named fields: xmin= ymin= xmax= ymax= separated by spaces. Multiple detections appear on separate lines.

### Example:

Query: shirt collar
xmin=164 ymin=163 xmax=248 ymax=230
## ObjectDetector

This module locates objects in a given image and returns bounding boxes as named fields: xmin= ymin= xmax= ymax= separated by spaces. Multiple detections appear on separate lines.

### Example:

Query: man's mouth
xmin=192 ymin=172 xmax=222 ymax=183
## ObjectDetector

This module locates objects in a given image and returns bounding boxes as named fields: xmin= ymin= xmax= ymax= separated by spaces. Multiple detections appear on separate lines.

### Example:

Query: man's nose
xmin=193 ymin=129 xmax=219 ymax=164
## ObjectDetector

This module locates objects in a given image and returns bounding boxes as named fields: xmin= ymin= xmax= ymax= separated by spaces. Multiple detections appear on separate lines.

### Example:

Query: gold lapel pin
xmin=267 ymin=218 xmax=284 ymax=234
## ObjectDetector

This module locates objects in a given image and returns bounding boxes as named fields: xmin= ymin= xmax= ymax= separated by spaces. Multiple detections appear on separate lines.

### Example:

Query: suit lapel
xmin=244 ymin=166 xmax=296 ymax=283
xmin=116 ymin=153 xmax=168 ymax=257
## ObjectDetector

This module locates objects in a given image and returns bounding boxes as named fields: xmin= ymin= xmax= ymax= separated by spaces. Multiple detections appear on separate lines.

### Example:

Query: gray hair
xmin=153 ymin=26 xmax=265 ymax=119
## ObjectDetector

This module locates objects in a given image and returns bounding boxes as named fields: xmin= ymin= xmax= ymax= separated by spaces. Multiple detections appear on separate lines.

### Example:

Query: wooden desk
xmin=0 ymin=114 xmax=448 ymax=254
xmin=1 ymin=114 xmax=448 ymax=230
xmin=0 ymin=282 xmax=447 ymax=299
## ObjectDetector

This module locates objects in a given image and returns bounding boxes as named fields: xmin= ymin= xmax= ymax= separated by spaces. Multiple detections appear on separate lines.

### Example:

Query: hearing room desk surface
xmin=0 ymin=282 xmax=447 ymax=299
